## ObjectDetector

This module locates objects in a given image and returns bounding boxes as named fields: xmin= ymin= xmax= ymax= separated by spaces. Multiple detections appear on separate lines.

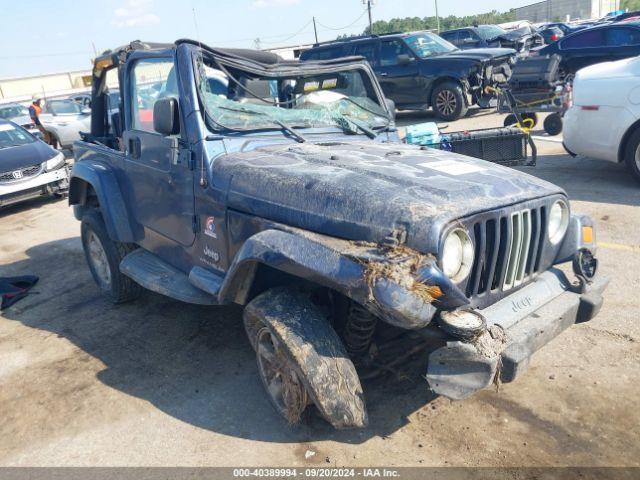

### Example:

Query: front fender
xmin=69 ymin=160 xmax=135 ymax=243
xmin=219 ymin=229 xmax=452 ymax=330
xmin=219 ymin=229 xmax=367 ymax=304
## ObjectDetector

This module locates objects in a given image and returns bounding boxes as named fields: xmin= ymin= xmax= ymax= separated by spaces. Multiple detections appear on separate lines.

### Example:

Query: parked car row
xmin=300 ymin=31 xmax=516 ymax=120
xmin=440 ymin=24 xmax=544 ymax=52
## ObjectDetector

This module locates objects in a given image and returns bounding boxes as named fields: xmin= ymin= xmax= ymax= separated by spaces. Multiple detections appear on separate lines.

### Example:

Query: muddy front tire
xmin=80 ymin=210 xmax=142 ymax=303
xmin=243 ymin=287 xmax=368 ymax=429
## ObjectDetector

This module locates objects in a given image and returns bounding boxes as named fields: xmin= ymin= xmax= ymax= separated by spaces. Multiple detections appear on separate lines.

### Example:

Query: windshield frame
xmin=193 ymin=49 xmax=392 ymax=136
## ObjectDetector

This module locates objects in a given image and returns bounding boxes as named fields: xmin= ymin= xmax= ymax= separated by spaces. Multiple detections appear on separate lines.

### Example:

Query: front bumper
xmin=425 ymin=268 xmax=609 ymax=400
xmin=0 ymin=166 xmax=69 ymax=206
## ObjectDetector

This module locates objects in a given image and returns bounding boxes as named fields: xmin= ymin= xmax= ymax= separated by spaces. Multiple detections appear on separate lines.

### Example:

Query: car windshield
xmin=198 ymin=62 xmax=390 ymax=132
xmin=404 ymin=32 xmax=457 ymax=57
xmin=0 ymin=123 xmax=34 ymax=149
xmin=47 ymin=100 xmax=84 ymax=115
xmin=0 ymin=105 xmax=29 ymax=119
xmin=477 ymin=25 xmax=507 ymax=40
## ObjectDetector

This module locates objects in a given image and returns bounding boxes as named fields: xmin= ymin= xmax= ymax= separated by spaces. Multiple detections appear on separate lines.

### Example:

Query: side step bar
xmin=120 ymin=250 xmax=218 ymax=305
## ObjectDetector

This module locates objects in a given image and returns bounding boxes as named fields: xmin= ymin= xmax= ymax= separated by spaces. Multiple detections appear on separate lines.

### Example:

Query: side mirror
xmin=153 ymin=97 xmax=180 ymax=136
xmin=81 ymin=108 xmax=91 ymax=115
xmin=397 ymin=54 xmax=412 ymax=66
xmin=384 ymin=98 xmax=396 ymax=121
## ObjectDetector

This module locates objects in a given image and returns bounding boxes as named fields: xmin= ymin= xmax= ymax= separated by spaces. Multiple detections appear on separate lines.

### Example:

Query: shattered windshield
xmin=405 ymin=32 xmax=457 ymax=57
xmin=198 ymin=60 xmax=390 ymax=133
xmin=477 ymin=25 xmax=507 ymax=40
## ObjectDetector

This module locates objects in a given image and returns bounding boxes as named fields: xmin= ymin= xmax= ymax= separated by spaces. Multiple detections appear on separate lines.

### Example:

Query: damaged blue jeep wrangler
xmin=69 ymin=40 xmax=608 ymax=429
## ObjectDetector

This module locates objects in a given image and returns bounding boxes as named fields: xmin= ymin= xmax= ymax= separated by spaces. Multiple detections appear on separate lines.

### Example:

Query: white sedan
xmin=563 ymin=56 xmax=640 ymax=184
xmin=39 ymin=99 xmax=91 ymax=150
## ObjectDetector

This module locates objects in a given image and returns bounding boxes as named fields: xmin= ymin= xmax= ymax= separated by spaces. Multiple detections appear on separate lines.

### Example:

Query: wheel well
xmin=618 ymin=119 xmax=640 ymax=163
xmin=243 ymin=263 xmax=321 ymax=304
xmin=69 ymin=178 xmax=99 ymax=208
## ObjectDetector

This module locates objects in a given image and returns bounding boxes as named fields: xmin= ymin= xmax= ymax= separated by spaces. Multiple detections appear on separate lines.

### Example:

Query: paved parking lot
xmin=1 ymin=111 xmax=639 ymax=466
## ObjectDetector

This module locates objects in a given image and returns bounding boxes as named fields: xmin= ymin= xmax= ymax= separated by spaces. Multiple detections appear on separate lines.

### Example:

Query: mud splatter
xmin=361 ymin=245 xmax=439 ymax=303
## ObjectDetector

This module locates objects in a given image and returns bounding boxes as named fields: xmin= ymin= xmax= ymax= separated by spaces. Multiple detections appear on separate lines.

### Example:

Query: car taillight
xmin=581 ymin=106 xmax=600 ymax=111
xmin=551 ymin=34 xmax=559 ymax=42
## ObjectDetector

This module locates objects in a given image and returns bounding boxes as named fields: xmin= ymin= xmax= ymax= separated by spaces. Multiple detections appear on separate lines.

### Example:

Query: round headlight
xmin=548 ymin=200 xmax=569 ymax=245
xmin=441 ymin=228 xmax=474 ymax=282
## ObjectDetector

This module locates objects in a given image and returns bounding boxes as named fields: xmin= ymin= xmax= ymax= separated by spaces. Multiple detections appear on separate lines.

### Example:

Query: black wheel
xmin=503 ymin=112 xmax=538 ymax=129
xmin=623 ymin=127 xmax=640 ymax=185
xmin=503 ymin=114 xmax=518 ymax=127
xmin=243 ymin=287 xmax=367 ymax=429
xmin=256 ymin=326 xmax=310 ymax=424
xmin=543 ymin=113 xmax=563 ymax=136
xmin=431 ymin=81 xmax=468 ymax=121
xmin=80 ymin=210 xmax=142 ymax=303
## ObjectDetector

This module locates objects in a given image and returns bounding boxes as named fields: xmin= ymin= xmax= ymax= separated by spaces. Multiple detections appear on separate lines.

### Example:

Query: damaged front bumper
xmin=425 ymin=268 xmax=609 ymax=400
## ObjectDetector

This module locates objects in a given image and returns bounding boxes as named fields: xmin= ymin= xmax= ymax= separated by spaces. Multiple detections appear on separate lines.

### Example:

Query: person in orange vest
xmin=28 ymin=95 xmax=51 ymax=145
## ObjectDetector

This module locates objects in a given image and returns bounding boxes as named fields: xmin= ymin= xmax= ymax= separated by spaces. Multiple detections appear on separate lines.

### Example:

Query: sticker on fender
xmin=418 ymin=159 xmax=486 ymax=176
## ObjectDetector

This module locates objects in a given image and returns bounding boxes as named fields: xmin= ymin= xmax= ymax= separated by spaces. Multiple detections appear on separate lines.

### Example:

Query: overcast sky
xmin=0 ymin=0 xmax=536 ymax=78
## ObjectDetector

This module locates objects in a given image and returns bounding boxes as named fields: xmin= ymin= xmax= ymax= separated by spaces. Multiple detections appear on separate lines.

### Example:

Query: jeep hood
xmin=215 ymin=141 xmax=562 ymax=253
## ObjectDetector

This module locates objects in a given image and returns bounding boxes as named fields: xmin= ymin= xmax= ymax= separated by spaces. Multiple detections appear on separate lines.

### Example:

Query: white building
xmin=514 ymin=0 xmax=621 ymax=22
xmin=0 ymin=69 xmax=94 ymax=104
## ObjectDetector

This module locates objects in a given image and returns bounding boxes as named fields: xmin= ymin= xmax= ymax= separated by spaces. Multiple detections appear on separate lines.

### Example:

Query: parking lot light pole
xmin=435 ymin=0 xmax=440 ymax=33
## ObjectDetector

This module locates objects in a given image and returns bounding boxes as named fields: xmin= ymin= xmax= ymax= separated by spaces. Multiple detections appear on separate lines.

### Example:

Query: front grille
xmin=0 ymin=164 xmax=43 ymax=183
xmin=465 ymin=205 xmax=547 ymax=300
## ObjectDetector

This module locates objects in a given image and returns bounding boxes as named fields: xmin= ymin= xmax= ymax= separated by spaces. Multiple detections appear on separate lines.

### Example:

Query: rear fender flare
xmin=69 ymin=161 xmax=135 ymax=243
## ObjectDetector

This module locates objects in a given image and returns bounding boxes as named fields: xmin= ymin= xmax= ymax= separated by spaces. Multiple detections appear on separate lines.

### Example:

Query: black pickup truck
xmin=69 ymin=40 xmax=607 ymax=429
xmin=300 ymin=31 xmax=516 ymax=120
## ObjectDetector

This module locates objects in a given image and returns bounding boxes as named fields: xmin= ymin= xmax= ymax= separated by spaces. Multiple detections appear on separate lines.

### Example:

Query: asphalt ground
xmin=1 ymin=109 xmax=639 ymax=467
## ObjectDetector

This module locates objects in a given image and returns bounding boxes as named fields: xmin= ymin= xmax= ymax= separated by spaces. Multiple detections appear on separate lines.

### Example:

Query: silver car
xmin=0 ymin=103 xmax=43 ymax=139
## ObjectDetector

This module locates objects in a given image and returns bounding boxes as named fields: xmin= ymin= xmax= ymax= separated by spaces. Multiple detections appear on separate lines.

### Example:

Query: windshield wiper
xmin=271 ymin=118 xmax=307 ymax=143
xmin=217 ymin=105 xmax=306 ymax=143
xmin=340 ymin=116 xmax=377 ymax=139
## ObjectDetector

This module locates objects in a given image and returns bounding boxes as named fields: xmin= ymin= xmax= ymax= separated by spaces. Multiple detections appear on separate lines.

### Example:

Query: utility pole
xmin=435 ymin=0 xmax=440 ymax=33
xmin=363 ymin=0 xmax=374 ymax=34
xmin=313 ymin=16 xmax=319 ymax=44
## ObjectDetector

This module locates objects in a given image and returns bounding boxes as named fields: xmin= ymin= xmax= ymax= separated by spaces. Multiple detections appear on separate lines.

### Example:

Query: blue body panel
xmin=69 ymin=41 xmax=586 ymax=325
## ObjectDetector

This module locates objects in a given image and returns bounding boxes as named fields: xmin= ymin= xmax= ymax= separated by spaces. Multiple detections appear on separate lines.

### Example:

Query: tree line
xmin=343 ymin=10 xmax=516 ymax=37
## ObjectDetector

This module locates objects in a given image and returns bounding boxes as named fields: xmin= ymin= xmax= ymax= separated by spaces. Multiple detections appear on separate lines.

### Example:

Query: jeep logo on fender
xmin=511 ymin=296 xmax=534 ymax=313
